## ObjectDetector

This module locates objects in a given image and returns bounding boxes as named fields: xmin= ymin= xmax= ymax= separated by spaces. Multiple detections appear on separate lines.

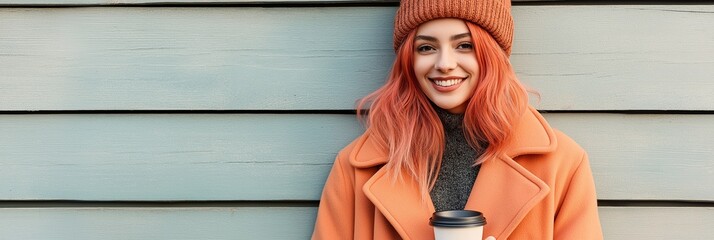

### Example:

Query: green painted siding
xmin=1 ymin=114 xmax=712 ymax=201
xmin=0 ymin=207 xmax=711 ymax=239
xmin=1 ymin=6 xmax=712 ymax=110
xmin=0 ymin=2 xmax=712 ymax=239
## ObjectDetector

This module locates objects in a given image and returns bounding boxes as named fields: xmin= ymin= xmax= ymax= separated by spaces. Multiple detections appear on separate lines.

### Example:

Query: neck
xmin=434 ymin=105 xmax=464 ymax=132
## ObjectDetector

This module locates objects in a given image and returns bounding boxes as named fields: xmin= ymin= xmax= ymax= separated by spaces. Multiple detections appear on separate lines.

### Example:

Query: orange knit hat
xmin=393 ymin=0 xmax=514 ymax=55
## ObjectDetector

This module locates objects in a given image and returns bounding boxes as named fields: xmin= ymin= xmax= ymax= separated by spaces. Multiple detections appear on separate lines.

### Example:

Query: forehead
xmin=415 ymin=18 xmax=470 ymax=37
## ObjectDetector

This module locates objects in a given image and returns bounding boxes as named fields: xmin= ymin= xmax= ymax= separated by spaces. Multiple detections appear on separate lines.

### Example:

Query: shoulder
xmin=336 ymin=133 xmax=366 ymax=162
xmin=551 ymin=128 xmax=586 ymax=159
xmin=513 ymin=107 xmax=586 ymax=171
xmin=327 ymin=132 xmax=387 ymax=189
xmin=543 ymin=128 xmax=590 ymax=183
xmin=335 ymin=131 xmax=389 ymax=168
xmin=517 ymin=127 xmax=588 ymax=180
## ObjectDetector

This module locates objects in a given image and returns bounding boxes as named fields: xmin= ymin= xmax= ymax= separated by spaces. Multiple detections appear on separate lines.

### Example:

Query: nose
xmin=435 ymin=50 xmax=457 ymax=73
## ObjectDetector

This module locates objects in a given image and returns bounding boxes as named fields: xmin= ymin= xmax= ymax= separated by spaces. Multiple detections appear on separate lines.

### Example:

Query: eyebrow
xmin=415 ymin=32 xmax=471 ymax=42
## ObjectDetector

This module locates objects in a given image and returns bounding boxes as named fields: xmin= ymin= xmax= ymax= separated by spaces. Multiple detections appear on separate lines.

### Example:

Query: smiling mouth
xmin=429 ymin=77 xmax=466 ymax=87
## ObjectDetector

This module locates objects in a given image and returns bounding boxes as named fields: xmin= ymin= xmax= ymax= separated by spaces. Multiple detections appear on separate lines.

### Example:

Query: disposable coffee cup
xmin=429 ymin=210 xmax=486 ymax=240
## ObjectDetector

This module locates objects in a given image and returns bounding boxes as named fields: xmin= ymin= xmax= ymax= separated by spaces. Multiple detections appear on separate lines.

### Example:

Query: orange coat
xmin=312 ymin=107 xmax=603 ymax=240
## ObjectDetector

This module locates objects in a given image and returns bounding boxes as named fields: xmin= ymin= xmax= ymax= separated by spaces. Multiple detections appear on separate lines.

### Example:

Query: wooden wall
xmin=1 ymin=1 xmax=712 ymax=239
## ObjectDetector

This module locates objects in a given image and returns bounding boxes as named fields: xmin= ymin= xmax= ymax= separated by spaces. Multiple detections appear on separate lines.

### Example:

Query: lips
xmin=433 ymin=78 xmax=464 ymax=87
xmin=428 ymin=76 xmax=467 ymax=92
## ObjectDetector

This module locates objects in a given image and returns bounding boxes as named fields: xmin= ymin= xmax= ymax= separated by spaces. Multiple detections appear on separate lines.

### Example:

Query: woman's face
xmin=413 ymin=18 xmax=479 ymax=114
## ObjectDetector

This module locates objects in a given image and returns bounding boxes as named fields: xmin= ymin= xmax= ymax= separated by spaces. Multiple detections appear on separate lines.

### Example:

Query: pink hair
xmin=357 ymin=21 xmax=528 ymax=198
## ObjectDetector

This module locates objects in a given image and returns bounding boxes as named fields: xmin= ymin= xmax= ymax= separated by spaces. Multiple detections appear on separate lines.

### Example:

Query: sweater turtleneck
xmin=429 ymin=106 xmax=482 ymax=212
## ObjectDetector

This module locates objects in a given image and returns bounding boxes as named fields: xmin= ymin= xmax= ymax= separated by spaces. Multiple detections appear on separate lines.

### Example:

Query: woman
xmin=313 ymin=0 xmax=603 ymax=239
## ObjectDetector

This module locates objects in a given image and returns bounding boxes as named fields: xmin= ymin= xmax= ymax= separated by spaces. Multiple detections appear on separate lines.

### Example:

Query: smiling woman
xmin=312 ymin=0 xmax=603 ymax=239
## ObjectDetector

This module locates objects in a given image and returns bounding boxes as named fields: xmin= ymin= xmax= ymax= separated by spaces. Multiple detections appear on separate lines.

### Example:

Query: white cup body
xmin=433 ymin=225 xmax=483 ymax=240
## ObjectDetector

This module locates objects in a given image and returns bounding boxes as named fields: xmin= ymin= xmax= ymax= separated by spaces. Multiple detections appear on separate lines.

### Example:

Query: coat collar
xmin=350 ymin=106 xmax=557 ymax=239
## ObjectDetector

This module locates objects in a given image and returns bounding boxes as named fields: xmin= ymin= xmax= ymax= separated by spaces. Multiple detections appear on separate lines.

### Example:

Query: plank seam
xmin=1 ymin=110 xmax=713 ymax=115
xmin=0 ymin=200 xmax=712 ymax=208
xmin=598 ymin=200 xmax=714 ymax=207
xmin=0 ymin=0 xmax=712 ymax=8
xmin=0 ymin=110 xmax=358 ymax=115
xmin=0 ymin=200 xmax=319 ymax=208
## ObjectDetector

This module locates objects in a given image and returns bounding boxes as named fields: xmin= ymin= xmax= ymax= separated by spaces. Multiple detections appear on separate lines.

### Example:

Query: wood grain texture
xmin=0 ymin=113 xmax=712 ymax=201
xmin=514 ymin=5 xmax=714 ymax=111
xmin=1 ymin=6 xmax=712 ymax=111
xmin=0 ymin=206 xmax=710 ymax=239
xmin=0 ymin=7 xmax=394 ymax=111
xmin=0 ymin=0 xmax=549 ymax=5
xmin=0 ymin=114 xmax=363 ymax=201
xmin=0 ymin=0 xmax=397 ymax=5
xmin=599 ymin=207 xmax=714 ymax=240
xmin=0 ymin=207 xmax=318 ymax=240
xmin=545 ymin=113 xmax=714 ymax=201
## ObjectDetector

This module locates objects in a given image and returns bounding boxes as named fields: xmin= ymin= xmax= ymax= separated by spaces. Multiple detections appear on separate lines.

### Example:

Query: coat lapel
xmin=350 ymin=132 xmax=435 ymax=240
xmin=465 ymin=107 xmax=557 ymax=238
xmin=464 ymin=154 xmax=550 ymax=239
xmin=363 ymin=167 xmax=435 ymax=240
xmin=354 ymin=107 xmax=557 ymax=240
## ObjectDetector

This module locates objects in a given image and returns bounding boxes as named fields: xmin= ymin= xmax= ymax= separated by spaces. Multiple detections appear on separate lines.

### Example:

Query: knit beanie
xmin=393 ymin=0 xmax=514 ymax=55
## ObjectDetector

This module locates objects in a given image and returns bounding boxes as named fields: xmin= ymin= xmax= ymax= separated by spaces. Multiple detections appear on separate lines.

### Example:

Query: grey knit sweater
xmin=430 ymin=107 xmax=482 ymax=212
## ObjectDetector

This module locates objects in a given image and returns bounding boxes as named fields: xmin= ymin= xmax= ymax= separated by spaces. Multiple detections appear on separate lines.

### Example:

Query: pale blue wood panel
xmin=0 ymin=114 xmax=363 ymax=201
xmin=1 ymin=6 xmax=712 ymax=111
xmin=0 ymin=0 xmax=544 ymax=5
xmin=0 ymin=207 xmax=317 ymax=240
xmin=0 ymin=7 xmax=394 ymax=111
xmin=545 ymin=113 xmax=714 ymax=201
xmin=513 ymin=5 xmax=714 ymax=111
xmin=599 ymin=207 xmax=714 ymax=240
xmin=0 ymin=113 xmax=712 ymax=201
xmin=0 ymin=0 xmax=393 ymax=4
xmin=0 ymin=207 xmax=711 ymax=239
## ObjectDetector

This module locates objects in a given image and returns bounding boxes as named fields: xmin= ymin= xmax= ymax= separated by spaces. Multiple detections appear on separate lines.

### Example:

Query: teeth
xmin=434 ymin=79 xmax=463 ymax=87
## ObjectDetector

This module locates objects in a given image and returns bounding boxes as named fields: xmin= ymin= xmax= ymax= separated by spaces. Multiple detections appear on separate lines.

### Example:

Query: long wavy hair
xmin=357 ymin=21 xmax=529 ymax=198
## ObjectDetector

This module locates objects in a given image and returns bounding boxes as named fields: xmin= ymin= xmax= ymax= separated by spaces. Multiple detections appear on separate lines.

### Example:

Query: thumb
xmin=484 ymin=236 xmax=496 ymax=240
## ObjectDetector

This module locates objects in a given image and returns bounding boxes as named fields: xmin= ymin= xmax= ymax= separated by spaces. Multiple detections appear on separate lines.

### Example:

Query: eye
xmin=456 ymin=42 xmax=474 ymax=50
xmin=416 ymin=44 xmax=436 ymax=53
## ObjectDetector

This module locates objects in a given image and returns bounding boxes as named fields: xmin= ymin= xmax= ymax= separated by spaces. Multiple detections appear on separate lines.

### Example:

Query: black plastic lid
xmin=429 ymin=210 xmax=486 ymax=228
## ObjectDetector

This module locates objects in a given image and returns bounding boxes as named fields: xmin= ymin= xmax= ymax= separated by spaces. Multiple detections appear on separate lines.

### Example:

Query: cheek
xmin=459 ymin=56 xmax=479 ymax=74
xmin=412 ymin=56 xmax=432 ymax=76
xmin=470 ymin=63 xmax=480 ymax=76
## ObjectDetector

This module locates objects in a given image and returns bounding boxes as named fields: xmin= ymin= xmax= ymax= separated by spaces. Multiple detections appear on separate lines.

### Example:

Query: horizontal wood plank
xmin=599 ymin=207 xmax=714 ymax=240
xmin=514 ymin=5 xmax=714 ymax=111
xmin=0 ymin=0 xmax=397 ymax=5
xmin=0 ymin=207 xmax=318 ymax=239
xmin=545 ymin=113 xmax=714 ymax=201
xmin=0 ymin=7 xmax=394 ymax=111
xmin=0 ymin=114 xmax=363 ymax=201
xmin=1 ymin=6 xmax=712 ymax=111
xmin=0 ymin=113 xmax=712 ymax=201
xmin=0 ymin=206 xmax=710 ymax=239
xmin=0 ymin=0 xmax=549 ymax=5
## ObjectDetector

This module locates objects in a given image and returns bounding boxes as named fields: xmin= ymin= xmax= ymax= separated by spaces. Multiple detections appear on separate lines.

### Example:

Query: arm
xmin=312 ymin=153 xmax=355 ymax=240
xmin=554 ymin=153 xmax=604 ymax=240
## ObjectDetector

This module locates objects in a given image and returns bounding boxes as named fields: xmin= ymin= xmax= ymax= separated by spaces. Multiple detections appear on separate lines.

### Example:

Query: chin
xmin=434 ymin=103 xmax=458 ymax=111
